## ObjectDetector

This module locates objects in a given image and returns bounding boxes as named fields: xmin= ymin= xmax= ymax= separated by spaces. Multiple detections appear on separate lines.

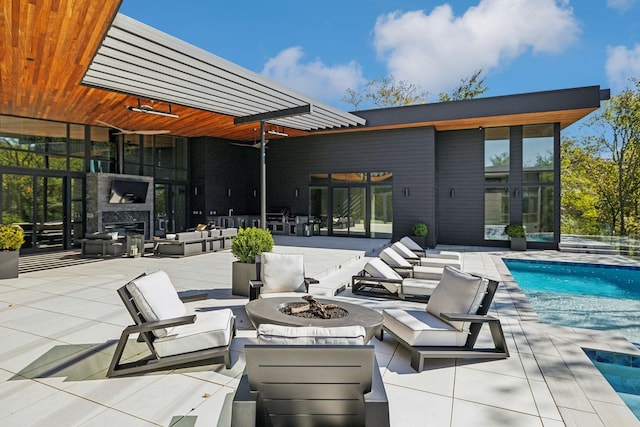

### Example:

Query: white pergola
xmin=82 ymin=13 xmax=366 ymax=228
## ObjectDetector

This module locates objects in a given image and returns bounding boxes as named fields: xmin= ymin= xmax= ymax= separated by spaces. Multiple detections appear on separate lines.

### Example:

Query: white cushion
xmin=154 ymin=308 xmax=234 ymax=357
xmin=380 ymin=247 xmax=413 ymax=268
xmin=391 ymin=241 xmax=419 ymax=260
xmin=423 ymin=250 xmax=461 ymax=261
xmin=426 ymin=266 xmax=488 ymax=332
xmin=260 ymin=252 xmax=306 ymax=294
xmin=259 ymin=291 xmax=310 ymax=299
xmin=383 ymin=309 xmax=468 ymax=346
xmin=412 ymin=265 xmax=444 ymax=280
xmin=399 ymin=236 xmax=424 ymax=251
xmin=420 ymin=258 xmax=461 ymax=270
xmin=401 ymin=278 xmax=439 ymax=297
xmin=364 ymin=258 xmax=403 ymax=280
xmin=257 ymin=324 xmax=366 ymax=345
xmin=126 ymin=271 xmax=186 ymax=338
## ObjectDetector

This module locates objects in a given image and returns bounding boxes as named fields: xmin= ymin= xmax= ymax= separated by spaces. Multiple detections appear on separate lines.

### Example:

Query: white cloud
xmin=373 ymin=0 xmax=581 ymax=97
xmin=260 ymin=46 xmax=365 ymax=104
xmin=606 ymin=44 xmax=640 ymax=89
xmin=607 ymin=0 xmax=635 ymax=12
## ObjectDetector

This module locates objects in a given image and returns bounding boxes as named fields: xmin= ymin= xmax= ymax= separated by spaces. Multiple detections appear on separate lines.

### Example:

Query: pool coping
xmin=493 ymin=252 xmax=640 ymax=426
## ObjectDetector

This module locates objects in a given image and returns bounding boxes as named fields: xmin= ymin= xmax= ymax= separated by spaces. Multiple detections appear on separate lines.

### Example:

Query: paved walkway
xmin=1 ymin=238 xmax=639 ymax=426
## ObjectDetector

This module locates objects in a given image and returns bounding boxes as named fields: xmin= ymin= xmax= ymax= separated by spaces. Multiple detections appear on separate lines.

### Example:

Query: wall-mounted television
xmin=109 ymin=180 xmax=149 ymax=204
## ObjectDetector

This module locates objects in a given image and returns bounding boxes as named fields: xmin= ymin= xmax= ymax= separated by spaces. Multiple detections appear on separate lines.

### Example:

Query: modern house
xmin=0 ymin=0 xmax=608 ymax=253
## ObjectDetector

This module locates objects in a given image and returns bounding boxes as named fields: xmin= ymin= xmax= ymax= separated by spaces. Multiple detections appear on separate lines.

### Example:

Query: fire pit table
xmin=245 ymin=296 xmax=383 ymax=343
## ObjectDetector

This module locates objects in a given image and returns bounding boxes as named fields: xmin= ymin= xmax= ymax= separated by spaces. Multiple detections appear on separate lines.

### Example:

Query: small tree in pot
xmin=505 ymin=224 xmax=526 ymax=251
xmin=0 ymin=224 xmax=24 ymax=279
xmin=231 ymin=227 xmax=274 ymax=296
xmin=409 ymin=222 xmax=428 ymax=249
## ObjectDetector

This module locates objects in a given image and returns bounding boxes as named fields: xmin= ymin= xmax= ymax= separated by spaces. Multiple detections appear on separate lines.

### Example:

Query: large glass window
xmin=484 ymin=127 xmax=510 ymax=240
xmin=523 ymin=124 xmax=554 ymax=183
xmin=308 ymin=172 xmax=392 ymax=238
xmin=484 ymin=187 xmax=510 ymax=240
xmin=89 ymin=126 xmax=114 ymax=173
xmin=523 ymin=186 xmax=554 ymax=242
xmin=484 ymin=127 xmax=510 ymax=183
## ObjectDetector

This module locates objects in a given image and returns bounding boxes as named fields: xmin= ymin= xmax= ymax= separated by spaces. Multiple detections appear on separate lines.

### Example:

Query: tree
xmin=342 ymin=75 xmax=428 ymax=109
xmin=582 ymin=79 xmax=640 ymax=235
xmin=343 ymin=70 xmax=488 ymax=110
xmin=438 ymin=69 xmax=488 ymax=102
xmin=560 ymin=137 xmax=603 ymax=235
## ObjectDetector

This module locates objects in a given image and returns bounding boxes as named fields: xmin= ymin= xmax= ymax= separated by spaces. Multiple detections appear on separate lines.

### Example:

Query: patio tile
xmin=529 ymin=379 xmax=563 ymax=421
xmin=109 ymin=372 xmax=226 ymax=425
xmin=454 ymin=367 xmax=538 ymax=416
xmin=591 ymin=399 xmax=640 ymax=427
xmin=451 ymin=399 xmax=544 ymax=427
xmin=385 ymin=383 xmax=452 ymax=427
xmin=383 ymin=346 xmax=456 ymax=396
xmin=2 ymin=388 xmax=113 ymax=427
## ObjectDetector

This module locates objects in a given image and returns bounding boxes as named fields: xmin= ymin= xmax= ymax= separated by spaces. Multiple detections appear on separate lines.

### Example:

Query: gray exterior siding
xmin=190 ymin=137 xmax=260 ymax=224
xmin=435 ymin=129 xmax=486 ymax=246
xmin=265 ymin=127 xmax=437 ymax=245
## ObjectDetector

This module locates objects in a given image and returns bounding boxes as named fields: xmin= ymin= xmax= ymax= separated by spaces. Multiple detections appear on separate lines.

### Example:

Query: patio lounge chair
xmin=391 ymin=241 xmax=462 ymax=270
xmin=352 ymin=257 xmax=439 ymax=300
xmin=381 ymin=266 xmax=509 ymax=372
xmin=399 ymin=236 xmax=462 ymax=260
xmin=379 ymin=247 xmax=444 ymax=280
xmin=108 ymin=270 xmax=235 ymax=377
xmin=231 ymin=324 xmax=390 ymax=427
xmin=249 ymin=252 xmax=318 ymax=300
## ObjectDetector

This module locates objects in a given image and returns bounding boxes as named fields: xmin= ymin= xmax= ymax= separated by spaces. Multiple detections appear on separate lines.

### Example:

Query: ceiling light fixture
xmin=126 ymin=99 xmax=179 ymax=118
xmin=267 ymin=129 xmax=288 ymax=137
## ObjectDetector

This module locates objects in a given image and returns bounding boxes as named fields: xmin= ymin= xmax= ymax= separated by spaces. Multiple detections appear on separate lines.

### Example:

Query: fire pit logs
xmin=279 ymin=295 xmax=349 ymax=319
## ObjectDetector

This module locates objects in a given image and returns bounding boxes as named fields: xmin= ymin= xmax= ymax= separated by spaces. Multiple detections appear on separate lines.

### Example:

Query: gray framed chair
xmin=232 ymin=324 xmax=389 ymax=427
xmin=381 ymin=266 xmax=509 ymax=372
xmin=249 ymin=252 xmax=318 ymax=300
xmin=108 ymin=270 xmax=235 ymax=377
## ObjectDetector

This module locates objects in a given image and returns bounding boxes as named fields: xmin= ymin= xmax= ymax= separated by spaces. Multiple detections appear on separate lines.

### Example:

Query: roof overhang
xmin=81 ymin=13 xmax=365 ymax=132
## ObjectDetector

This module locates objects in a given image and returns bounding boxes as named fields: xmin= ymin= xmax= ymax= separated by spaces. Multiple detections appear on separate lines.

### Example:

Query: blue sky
xmin=120 ymin=0 xmax=640 ymax=111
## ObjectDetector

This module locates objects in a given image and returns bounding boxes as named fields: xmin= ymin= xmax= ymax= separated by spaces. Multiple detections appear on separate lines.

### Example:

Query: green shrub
xmin=411 ymin=222 xmax=428 ymax=237
xmin=0 ymin=224 xmax=24 ymax=251
xmin=504 ymin=224 xmax=526 ymax=238
xmin=231 ymin=227 xmax=274 ymax=263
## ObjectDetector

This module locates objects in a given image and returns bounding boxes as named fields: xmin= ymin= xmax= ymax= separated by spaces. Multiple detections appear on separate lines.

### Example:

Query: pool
xmin=585 ymin=348 xmax=640 ymax=420
xmin=503 ymin=258 xmax=640 ymax=343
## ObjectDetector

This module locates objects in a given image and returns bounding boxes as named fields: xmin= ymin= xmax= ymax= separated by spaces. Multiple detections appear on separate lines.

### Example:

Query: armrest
xmin=249 ymin=280 xmax=263 ymax=301
xmin=305 ymin=277 xmax=320 ymax=284
xmin=123 ymin=314 xmax=197 ymax=334
xmin=440 ymin=313 xmax=498 ymax=322
xmin=179 ymin=292 xmax=208 ymax=303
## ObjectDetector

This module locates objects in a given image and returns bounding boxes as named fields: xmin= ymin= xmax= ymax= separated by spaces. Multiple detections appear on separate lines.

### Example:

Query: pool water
xmin=503 ymin=259 xmax=640 ymax=343
xmin=585 ymin=348 xmax=640 ymax=420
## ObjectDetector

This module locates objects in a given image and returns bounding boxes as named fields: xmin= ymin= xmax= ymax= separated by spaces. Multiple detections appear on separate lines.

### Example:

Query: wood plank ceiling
xmin=1 ymin=0 xmax=599 ymax=142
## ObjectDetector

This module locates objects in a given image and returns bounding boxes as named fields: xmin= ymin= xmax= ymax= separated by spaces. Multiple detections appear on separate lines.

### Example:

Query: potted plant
xmin=231 ymin=227 xmax=274 ymax=296
xmin=409 ymin=222 xmax=428 ymax=249
xmin=0 ymin=224 xmax=24 ymax=279
xmin=505 ymin=224 xmax=526 ymax=251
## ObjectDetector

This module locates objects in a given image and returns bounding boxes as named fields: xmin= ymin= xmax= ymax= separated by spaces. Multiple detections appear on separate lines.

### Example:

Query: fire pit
xmin=279 ymin=295 xmax=349 ymax=319
xmin=245 ymin=296 xmax=384 ymax=343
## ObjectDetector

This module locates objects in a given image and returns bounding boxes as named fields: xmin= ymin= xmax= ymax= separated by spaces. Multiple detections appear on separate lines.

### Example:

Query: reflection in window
xmin=371 ymin=185 xmax=392 ymax=238
xmin=89 ymin=125 xmax=114 ymax=173
xmin=523 ymin=186 xmax=554 ymax=242
xmin=309 ymin=187 xmax=328 ymax=235
xmin=331 ymin=172 xmax=367 ymax=183
xmin=523 ymin=124 xmax=554 ymax=183
xmin=484 ymin=187 xmax=510 ymax=240
xmin=484 ymin=127 xmax=510 ymax=183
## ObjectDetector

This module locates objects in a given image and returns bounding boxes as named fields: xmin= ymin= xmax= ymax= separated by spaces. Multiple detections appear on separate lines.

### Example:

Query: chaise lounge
xmin=391 ymin=241 xmax=462 ymax=269
xmin=352 ymin=257 xmax=439 ymax=301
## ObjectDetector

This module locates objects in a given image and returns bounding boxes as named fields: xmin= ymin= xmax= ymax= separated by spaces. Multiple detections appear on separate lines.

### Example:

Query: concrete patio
xmin=1 ymin=236 xmax=640 ymax=426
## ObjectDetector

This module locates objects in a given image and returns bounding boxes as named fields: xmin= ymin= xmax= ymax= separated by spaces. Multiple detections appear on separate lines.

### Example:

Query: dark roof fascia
xmin=351 ymin=85 xmax=609 ymax=128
